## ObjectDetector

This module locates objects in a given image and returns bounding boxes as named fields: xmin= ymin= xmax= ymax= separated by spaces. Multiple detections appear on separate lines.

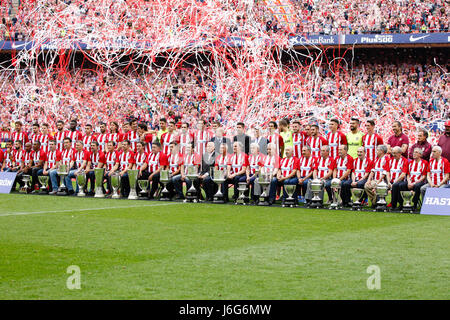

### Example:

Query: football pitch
xmin=0 ymin=193 xmax=448 ymax=300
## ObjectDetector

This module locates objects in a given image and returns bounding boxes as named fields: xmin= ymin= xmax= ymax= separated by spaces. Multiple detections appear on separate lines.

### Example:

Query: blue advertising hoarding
xmin=1 ymin=32 xmax=449 ymax=51
xmin=421 ymin=188 xmax=450 ymax=216
xmin=0 ymin=172 xmax=17 ymax=194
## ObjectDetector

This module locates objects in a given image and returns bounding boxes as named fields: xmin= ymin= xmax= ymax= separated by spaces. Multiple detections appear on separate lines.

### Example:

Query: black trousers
xmin=149 ymin=172 xmax=160 ymax=198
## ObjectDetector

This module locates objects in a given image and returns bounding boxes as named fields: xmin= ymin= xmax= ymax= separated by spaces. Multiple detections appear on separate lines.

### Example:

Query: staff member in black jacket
xmin=199 ymin=142 xmax=217 ymax=201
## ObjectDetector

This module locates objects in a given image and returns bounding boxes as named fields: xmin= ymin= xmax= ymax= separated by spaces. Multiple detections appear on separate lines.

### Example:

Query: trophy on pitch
xmin=159 ymin=169 xmax=171 ymax=201
xmin=258 ymin=170 xmax=271 ymax=206
xmin=57 ymin=164 xmax=69 ymax=195
xmin=127 ymin=169 xmax=139 ymax=200
xmin=20 ymin=175 xmax=31 ymax=193
xmin=76 ymin=171 xmax=86 ymax=197
xmin=111 ymin=173 xmax=121 ymax=199
xmin=137 ymin=179 xmax=149 ymax=198
xmin=185 ymin=166 xmax=199 ymax=203
xmin=236 ymin=182 xmax=249 ymax=205
xmin=94 ymin=167 xmax=105 ymax=198
xmin=374 ymin=181 xmax=389 ymax=212
xmin=38 ymin=176 xmax=49 ymax=194
xmin=283 ymin=184 xmax=297 ymax=208
xmin=351 ymin=188 xmax=364 ymax=211
xmin=400 ymin=191 xmax=414 ymax=213
xmin=212 ymin=168 xmax=226 ymax=204
xmin=310 ymin=179 xmax=324 ymax=208
xmin=329 ymin=178 xmax=342 ymax=210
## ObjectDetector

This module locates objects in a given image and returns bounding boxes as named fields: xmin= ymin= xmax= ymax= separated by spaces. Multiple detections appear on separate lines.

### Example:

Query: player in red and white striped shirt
xmin=333 ymin=145 xmax=354 ymax=206
xmin=297 ymin=145 xmax=315 ymax=202
xmin=269 ymin=146 xmax=299 ymax=205
xmin=137 ymin=123 xmax=154 ymax=154
xmin=50 ymin=137 xmax=75 ymax=195
xmin=267 ymin=121 xmax=284 ymax=157
xmin=194 ymin=119 xmax=211 ymax=157
xmin=0 ymin=123 xmax=11 ymax=151
xmin=387 ymin=146 xmax=409 ymax=210
xmin=43 ymin=140 xmax=61 ymax=192
xmin=39 ymin=123 xmax=53 ymax=153
xmin=174 ymin=142 xmax=201 ymax=200
xmin=127 ymin=119 xmax=140 ymax=152
xmin=0 ymin=140 xmax=13 ymax=172
xmin=307 ymin=124 xmax=328 ymax=158
xmin=223 ymin=141 xmax=249 ymax=202
xmin=399 ymin=148 xmax=429 ymax=211
xmin=82 ymin=124 xmax=97 ymax=152
xmin=327 ymin=119 xmax=348 ymax=159
xmin=12 ymin=142 xmax=33 ymax=192
xmin=104 ymin=141 xmax=120 ymax=193
xmin=364 ymin=145 xmax=389 ymax=207
xmin=215 ymin=143 xmax=230 ymax=173
xmin=97 ymin=122 xmax=109 ymax=153
xmin=177 ymin=123 xmax=194 ymax=155
xmin=420 ymin=146 xmax=450 ymax=198
xmin=54 ymin=120 xmax=67 ymax=152
xmin=84 ymin=140 xmax=106 ymax=195
xmin=160 ymin=121 xmax=177 ymax=155
xmin=30 ymin=140 xmax=47 ymax=192
xmin=246 ymin=143 xmax=265 ymax=202
xmin=362 ymin=120 xmax=384 ymax=162
xmin=344 ymin=147 xmax=373 ymax=204
xmin=111 ymin=139 xmax=135 ymax=198
xmin=291 ymin=120 xmax=307 ymax=159
xmin=29 ymin=123 xmax=41 ymax=145
xmin=11 ymin=121 xmax=29 ymax=148
xmin=311 ymin=145 xmax=336 ymax=205
xmin=65 ymin=140 xmax=89 ymax=195
xmin=10 ymin=140 xmax=25 ymax=173
xmin=143 ymin=142 xmax=169 ymax=199
xmin=66 ymin=120 xmax=83 ymax=150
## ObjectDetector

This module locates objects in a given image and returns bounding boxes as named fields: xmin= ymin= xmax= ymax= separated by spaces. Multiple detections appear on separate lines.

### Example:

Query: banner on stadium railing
xmin=1 ymin=33 xmax=449 ymax=50
xmin=421 ymin=188 xmax=450 ymax=216
xmin=0 ymin=172 xmax=17 ymax=194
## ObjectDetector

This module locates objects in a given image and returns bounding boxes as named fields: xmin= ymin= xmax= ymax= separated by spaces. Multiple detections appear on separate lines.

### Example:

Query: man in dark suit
xmin=233 ymin=122 xmax=251 ymax=155
xmin=210 ymin=127 xmax=232 ymax=158
xmin=199 ymin=142 xmax=217 ymax=201
xmin=252 ymin=126 xmax=268 ymax=155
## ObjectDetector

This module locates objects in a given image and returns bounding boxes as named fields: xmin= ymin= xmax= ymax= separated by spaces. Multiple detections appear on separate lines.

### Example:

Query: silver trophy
xmin=283 ymin=184 xmax=297 ymax=208
xmin=127 ymin=169 xmax=139 ymax=200
xmin=329 ymin=178 xmax=342 ymax=210
xmin=400 ymin=191 xmax=414 ymax=213
xmin=138 ymin=179 xmax=149 ymax=197
xmin=94 ymin=168 xmax=105 ymax=198
xmin=184 ymin=166 xmax=199 ymax=203
xmin=258 ymin=171 xmax=271 ymax=206
xmin=310 ymin=179 xmax=324 ymax=208
xmin=374 ymin=181 xmax=389 ymax=212
xmin=76 ymin=171 xmax=86 ymax=197
xmin=57 ymin=164 xmax=69 ymax=195
xmin=38 ymin=176 xmax=49 ymax=194
xmin=351 ymin=188 xmax=364 ymax=211
xmin=236 ymin=182 xmax=249 ymax=205
xmin=159 ymin=169 xmax=171 ymax=201
xmin=212 ymin=168 xmax=226 ymax=204
xmin=20 ymin=175 xmax=31 ymax=193
xmin=111 ymin=173 xmax=121 ymax=199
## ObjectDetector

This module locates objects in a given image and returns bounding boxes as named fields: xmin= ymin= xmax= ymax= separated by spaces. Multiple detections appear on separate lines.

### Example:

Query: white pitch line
xmin=0 ymin=202 xmax=184 ymax=217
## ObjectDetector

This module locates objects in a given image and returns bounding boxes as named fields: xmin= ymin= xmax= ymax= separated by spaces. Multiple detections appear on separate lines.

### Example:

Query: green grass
xmin=0 ymin=193 xmax=448 ymax=300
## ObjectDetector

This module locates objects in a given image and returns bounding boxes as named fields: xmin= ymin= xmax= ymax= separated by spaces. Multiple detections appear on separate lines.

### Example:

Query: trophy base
xmin=94 ymin=194 xmax=105 ymax=198
xmin=56 ymin=187 xmax=68 ymax=196
xmin=351 ymin=202 xmax=362 ymax=211
xmin=159 ymin=190 xmax=171 ymax=201
xmin=329 ymin=203 xmax=340 ymax=210
xmin=77 ymin=192 xmax=86 ymax=197
xmin=258 ymin=198 xmax=270 ymax=206
xmin=309 ymin=199 xmax=323 ymax=208
xmin=282 ymin=198 xmax=297 ymax=208
xmin=400 ymin=206 xmax=414 ymax=213
xmin=111 ymin=193 xmax=121 ymax=199
xmin=185 ymin=189 xmax=198 ymax=203
xmin=39 ymin=188 xmax=49 ymax=195
xmin=235 ymin=195 xmax=249 ymax=205
xmin=374 ymin=204 xmax=387 ymax=212
xmin=213 ymin=194 xmax=225 ymax=204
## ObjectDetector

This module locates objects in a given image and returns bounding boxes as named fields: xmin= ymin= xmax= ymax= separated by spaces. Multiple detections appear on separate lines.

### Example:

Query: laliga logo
xmin=0 ymin=179 xmax=13 ymax=187
xmin=424 ymin=197 xmax=450 ymax=206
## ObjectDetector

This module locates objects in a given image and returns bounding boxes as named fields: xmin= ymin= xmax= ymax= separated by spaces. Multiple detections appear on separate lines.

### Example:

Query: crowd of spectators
xmin=0 ymin=0 xmax=448 ymax=41
xmin=0 ymin=48 xmax=447 ymax=145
